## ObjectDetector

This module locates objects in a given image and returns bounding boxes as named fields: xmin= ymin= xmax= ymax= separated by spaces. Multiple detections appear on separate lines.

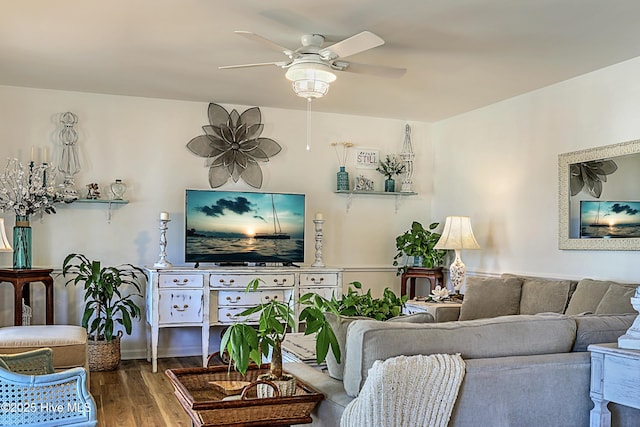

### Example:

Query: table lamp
xmin=0 ymin=218 xmax=12 ymax=252
xmin=434 ymin=216 xmax=480 ymax=293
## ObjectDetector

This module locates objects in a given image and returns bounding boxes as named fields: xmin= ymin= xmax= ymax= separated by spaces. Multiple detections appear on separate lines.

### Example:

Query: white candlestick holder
xmin=312 ymin=219 xmax=325 ymax=267
xmin=154 ymin=219 xmax=173 ymax=268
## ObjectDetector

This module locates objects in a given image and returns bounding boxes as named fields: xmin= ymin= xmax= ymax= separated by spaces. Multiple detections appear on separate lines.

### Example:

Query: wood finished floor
xmin=90 ymin=356 xmax=202 ymax=427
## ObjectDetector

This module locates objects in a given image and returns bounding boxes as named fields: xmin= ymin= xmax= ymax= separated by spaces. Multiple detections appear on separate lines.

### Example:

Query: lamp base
xmin=449 ymin=250 xmax=466 ymax=293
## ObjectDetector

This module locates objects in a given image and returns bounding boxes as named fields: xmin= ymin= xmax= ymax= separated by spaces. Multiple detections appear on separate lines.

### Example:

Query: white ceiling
xmin=3 ymin=0 xmax=640 ymax=122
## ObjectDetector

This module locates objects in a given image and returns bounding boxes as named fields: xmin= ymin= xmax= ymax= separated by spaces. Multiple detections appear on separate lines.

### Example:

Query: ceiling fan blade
xmin=339 ymin=61 xmax=407 ymax=78
xmin=320 ymin=31 xmax=384 ymax=60
xmin=234 ymin=31 xmax=295 ymax=57
xmin=219 ymin=61 xmax=288 ymax=70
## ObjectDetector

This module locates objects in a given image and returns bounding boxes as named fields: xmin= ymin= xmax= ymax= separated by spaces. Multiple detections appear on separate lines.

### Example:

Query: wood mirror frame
xmin=559 ymin=139 xmax=640 ymax=250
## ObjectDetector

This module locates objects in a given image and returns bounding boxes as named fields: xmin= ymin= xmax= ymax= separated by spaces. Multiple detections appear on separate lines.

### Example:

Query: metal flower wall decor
xmin=569 ymin=159 xmax=618 ymax=198
xmin=187 ymin=103 xmax=282 ymax=188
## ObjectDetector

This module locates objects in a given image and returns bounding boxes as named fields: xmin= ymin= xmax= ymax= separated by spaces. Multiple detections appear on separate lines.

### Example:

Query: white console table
xmin=145 ymin=266 xmax=342 ymax=373
xmin=589 ymin=343 xmax=640 ymax=427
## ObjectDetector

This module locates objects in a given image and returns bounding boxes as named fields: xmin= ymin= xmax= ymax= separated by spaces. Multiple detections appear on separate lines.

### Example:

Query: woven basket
xmin=88 ymin=331 xmax=122 ymax=371
xmin=165 ymin=364 xmax=323 ymax=426
xmin=257 ymin=373 xmax=297 ymax=398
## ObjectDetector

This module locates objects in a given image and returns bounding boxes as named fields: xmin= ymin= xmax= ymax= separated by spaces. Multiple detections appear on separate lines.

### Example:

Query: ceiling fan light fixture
xmin=285 ymin=62 xmax=336 ymax=99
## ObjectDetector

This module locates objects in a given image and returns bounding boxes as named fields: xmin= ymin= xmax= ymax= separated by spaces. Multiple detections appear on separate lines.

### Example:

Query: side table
xmin=403 ymin=300 xmax=462 ymax=322
xmin=400 ymin=267 xmax=445 ymax=299
xmin=589 ymin=343 xmax=640 ymax=427
xmin=0 ymin=268 xmax=54 ymax=325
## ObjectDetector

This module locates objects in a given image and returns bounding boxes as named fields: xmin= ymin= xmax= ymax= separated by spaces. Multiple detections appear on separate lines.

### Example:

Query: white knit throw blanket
xmin=341 ymin=353 xmax=466 ymax=427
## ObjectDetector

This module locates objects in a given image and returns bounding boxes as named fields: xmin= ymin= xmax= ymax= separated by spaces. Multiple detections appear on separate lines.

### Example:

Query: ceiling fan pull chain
xmin=306 ymin=97 xmax=312 ymax=151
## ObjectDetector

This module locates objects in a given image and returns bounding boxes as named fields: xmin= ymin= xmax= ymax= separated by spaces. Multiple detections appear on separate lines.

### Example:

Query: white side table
xmin=589 ymin=343 xmax=640 ymax=427
xmin=403 ymin=300 xmax=462 ymax=322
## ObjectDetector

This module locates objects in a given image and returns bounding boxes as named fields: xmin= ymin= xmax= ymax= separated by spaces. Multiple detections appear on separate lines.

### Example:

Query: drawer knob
xmin=172 ymin=304 xmax=189 ymax=312
xmin=274 ymin=278 xmax=287 ymax=286
xmin=310 ymin=277 xmax=324 ymax=284
xmin=219 ymin=279 xmax=235 ymax=285
xmin=172 ymin=278 xmax=189 ymax=285
xmin=225 ymin=296 xmax=241 ymax=303
xmin=265 ymin=295 xmax=278 ymax=300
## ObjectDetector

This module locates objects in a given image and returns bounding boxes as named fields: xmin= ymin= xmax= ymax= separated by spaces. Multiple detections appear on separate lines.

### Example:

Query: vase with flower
xmin=331 ymin=142 xmax=354 ymax=191
xmin=0 ymin=159 xmax=60 ymax=269
xmin=376 ymin=154 xmax=406 ymax=192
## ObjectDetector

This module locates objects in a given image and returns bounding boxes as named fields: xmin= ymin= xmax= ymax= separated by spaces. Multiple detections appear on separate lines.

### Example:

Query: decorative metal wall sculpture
xmin=187 ymin=103 xmax=282 ymax=188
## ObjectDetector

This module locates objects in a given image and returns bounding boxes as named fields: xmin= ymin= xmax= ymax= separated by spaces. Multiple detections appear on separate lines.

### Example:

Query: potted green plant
xmin=220 ymin=278 xmax=333 ymax=397
xmin=393 ymin=221 xmax=447 ymax=275
xmin=299 ymin=281 xmax=411 ymax=380
xmin=62 ymin=253 xmax=143 ymax=371
xmin=376 ymin=154 xmax=406 ymax=192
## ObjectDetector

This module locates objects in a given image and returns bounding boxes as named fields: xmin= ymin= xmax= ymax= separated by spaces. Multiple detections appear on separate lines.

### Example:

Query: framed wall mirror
xmin=559 ymin=139 xmax=640 ymax=250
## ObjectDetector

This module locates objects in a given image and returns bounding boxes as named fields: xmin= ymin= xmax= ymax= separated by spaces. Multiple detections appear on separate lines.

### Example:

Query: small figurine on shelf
xmin=86 ymin=183 xmax=100 ymax=199
xmin=355 ymin=175 xmax=375 ymax=191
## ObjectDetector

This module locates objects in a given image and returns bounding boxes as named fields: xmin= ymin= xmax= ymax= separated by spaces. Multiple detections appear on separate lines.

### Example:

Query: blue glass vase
xmin=13 ymin=215 xmax=31 ymax=269
xmin=384 ymin=178 xmax=395 ymax=192
xmin=337 ymin=166 xmax=349 ymax=191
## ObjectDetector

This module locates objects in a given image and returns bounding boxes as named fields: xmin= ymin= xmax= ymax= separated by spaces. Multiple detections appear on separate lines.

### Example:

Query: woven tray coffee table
xmin=165 ymin=364 xmax=323 ymax=427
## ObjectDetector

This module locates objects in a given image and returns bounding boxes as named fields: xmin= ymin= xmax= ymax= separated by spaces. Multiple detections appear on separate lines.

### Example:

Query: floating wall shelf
xmin=65 ymin=198 xmax=129 ymax=222
xmin=334 ymin=190 xmax=417 ymax=212
xmin=73 ymin=199 xmax=129 ymax=204
xmin=334 ymin=190 xmax=417 ymax=196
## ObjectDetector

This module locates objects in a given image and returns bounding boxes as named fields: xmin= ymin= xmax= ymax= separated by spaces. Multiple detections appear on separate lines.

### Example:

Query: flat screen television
xmin=185 ymin=189 xmax=306 ymax=265
xmin=580 ymin=200 xmax=640 ymax=238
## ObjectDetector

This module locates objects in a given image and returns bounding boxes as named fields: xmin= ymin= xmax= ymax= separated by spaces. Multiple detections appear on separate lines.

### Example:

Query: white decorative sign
xmin=356 ymin=148 xmax=379 ymax=169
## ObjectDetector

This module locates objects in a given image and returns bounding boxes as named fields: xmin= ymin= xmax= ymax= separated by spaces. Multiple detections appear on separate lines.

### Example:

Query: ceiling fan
xmin=220 ymin=31 xmax=406 ymax=99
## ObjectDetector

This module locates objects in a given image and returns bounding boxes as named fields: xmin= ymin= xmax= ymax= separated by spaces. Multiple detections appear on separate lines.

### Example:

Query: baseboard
xmin=121 ymin=344 xmax=206 ymax=361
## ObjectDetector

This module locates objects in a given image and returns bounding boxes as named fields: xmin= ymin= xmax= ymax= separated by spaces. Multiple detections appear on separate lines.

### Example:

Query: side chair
xmin=0 ymin=348 xmax=97 ymax=427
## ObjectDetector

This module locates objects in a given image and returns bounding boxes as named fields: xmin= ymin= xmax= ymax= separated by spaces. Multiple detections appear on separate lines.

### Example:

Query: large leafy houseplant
xmin=220 ymin=279 xmax=314 ymax=382
xmin=393 ymin=221 xmax=447 ymax=275
xmin=62 ymin=253 xmax=143 ymax=342
xmin=221 ymin=280 xmax=407 ymax=385
xmin=298 ymin=281 xmax=408 ymax=368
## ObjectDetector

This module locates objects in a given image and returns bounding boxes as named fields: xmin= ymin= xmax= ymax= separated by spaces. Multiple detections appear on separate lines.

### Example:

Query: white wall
xmin=432 ymin=56 xmax=640 ymax=283
xmin=0 ymin=85 xmax=435 ymax=357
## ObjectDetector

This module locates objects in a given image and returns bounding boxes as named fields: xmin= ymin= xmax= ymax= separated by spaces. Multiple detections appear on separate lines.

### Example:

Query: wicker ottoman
xmin=0 ymin=325 xmax=88 ymax=371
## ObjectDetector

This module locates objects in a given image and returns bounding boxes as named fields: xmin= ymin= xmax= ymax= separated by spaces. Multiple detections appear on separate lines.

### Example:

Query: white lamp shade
xmin=0 ymin=218 xmax=12 ymax=252
xmin=285 ymin=62 xmax=336 ymax=99
xmin=434 ymin=216 xmax=480 ymax=250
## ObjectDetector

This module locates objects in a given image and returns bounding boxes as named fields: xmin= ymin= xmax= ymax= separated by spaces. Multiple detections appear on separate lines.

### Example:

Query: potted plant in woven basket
xmin=221 ymin=278 xmax=341 ymax=398
xmin=62 ymin=253 xmax=143 ymax=371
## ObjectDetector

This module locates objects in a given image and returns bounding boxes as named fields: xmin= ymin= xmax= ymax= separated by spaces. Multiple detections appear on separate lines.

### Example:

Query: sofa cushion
xmin=594 ymin=284 xmax=637 ymax=314
xmin=459 ymin=277 xmax=523 ymax=320
xmin=571 ymin=313 xmax=637 ymax=351
xmin=564 ymin=279 xmax=616 ymax=315
xmin=343 ymin=313 xmax=576 ymax=397
xmin=324 ymin=312 xmax=433 ymax=380
xmin=502 ymin=274 xmax=573 ymax=315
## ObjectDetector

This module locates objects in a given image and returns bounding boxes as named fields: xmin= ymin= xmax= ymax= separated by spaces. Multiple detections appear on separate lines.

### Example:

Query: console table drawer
xmin=159 ymin=290 xmax=203 ymax=323
xmin=159 ymin=274 xmax=203 ymax=288
xmin=218 ymin=290 xmax=285 ymax=306
xmin=218 ymin=307 xmax=261 ymax=324
xmin=299 ymin=287 xmax=337 ymax=300
xmin=210 ymin=274 xmax=295 ymax=288
xmin=300 ymin=273 xmax=338 ymax=287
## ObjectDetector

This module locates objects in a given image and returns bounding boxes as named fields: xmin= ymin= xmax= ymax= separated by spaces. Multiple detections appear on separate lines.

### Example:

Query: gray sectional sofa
xmin=286 ymin=274 xmax=640 ymax=427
